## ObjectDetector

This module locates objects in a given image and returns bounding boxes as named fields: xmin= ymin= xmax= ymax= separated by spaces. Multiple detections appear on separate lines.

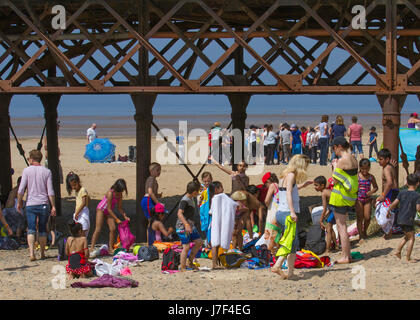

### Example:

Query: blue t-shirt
xmin=332 ymin=124 xmax=346 ymax=138
xmin=291 ymin=130 xmax=302 ymax=146
xmin=369 ymin=132 xmax=377 ymax=143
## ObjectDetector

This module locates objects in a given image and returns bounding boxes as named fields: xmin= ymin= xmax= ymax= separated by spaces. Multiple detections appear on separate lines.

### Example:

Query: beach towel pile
xmin=71 ymin=274 xmax=138 ymax=288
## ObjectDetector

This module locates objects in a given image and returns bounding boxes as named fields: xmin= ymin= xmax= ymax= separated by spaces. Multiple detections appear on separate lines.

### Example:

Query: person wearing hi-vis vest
xmin=329 ymin=136 xmax=359 ymax=264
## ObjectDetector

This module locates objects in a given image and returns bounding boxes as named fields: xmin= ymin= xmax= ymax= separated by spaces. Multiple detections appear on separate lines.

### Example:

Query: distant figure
xmin=348 ymin=116 xmax=364 ymax=160
xmin=86 ymin=123 xmax=98 ymax=143
xmin=407 ymin=113 xmax=420 ymax=130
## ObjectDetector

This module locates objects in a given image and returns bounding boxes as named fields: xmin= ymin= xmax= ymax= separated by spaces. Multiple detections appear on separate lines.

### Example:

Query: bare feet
xmin=406 ymin=258 xmax=417 ymax=263
xmin=212 ymin=265 xmax=224 ymax=270
xmin=271 ymin=267 xmax=282 ymax=275
xmin=383 ymin=234 xmax=391 ymax=240
xmin=394 ymin=252 xmax=402 ymax=259
xmin=187 ymin=260 xmax=199 ymax=270
xmin=335 ymin=258 xmax=353 ymax=264
xmin=30 ymin=256 xmax=36 ymax=262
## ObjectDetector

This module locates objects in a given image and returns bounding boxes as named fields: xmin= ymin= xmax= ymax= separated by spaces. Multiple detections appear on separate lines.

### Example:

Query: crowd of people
xmin=208 ymin=113 xmax=420 ymax=168
xmin=1 ymin=115 xmax=419 ymax=281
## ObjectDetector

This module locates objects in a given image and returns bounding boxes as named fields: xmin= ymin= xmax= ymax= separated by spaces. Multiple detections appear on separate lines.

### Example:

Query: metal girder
xmin=0 ymin=0 xmax=418 ymax=95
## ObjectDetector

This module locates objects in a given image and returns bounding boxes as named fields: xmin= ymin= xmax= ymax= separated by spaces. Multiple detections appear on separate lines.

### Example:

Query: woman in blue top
xmin=330 ymin=115 xmax=346 ymax=161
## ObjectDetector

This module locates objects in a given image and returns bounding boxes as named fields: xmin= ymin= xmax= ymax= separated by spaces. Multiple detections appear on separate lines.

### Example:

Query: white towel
xmin=210 ymin=193 xmax=238 ymax=249
xmin=375 ymin=201 xmax=395 ymax=235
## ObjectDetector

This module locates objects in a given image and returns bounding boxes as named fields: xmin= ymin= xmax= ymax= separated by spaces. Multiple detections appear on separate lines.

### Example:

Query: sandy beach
xmin=1 ymin=129 xmax=419 ymax=300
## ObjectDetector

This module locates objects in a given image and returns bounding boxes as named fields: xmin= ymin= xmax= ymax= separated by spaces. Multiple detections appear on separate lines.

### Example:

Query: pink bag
xmin=118 ymin=220 xmax=135 ymax=250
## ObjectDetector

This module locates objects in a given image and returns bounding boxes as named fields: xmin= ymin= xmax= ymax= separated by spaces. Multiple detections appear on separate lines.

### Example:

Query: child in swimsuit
xmin=65 ymin=221 xmax=93 ymax=279
xmin=148 ymin=203 xmax=174 ymax=246
xmin=90 ymin=179 xmax=130 ymax=254
xmin=356 ymin=159 xmax=378 ymax=241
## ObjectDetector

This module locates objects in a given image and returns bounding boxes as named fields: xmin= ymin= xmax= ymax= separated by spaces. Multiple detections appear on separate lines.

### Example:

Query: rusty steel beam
xmin=4 ymin=29 xmax=420 ymax=42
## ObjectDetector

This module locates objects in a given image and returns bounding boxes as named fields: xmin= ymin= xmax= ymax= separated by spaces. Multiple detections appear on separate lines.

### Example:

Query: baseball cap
xmin=154 ymin=203 xmax=167 ymax=214
xmin=413 ymin=112 xmax=418 ymax=118
xmin=291 ymin=124 xmax=297 ymax=128
xmin=370 ymin=126 xmax=376 ymax=131
xmin=262 ymin=172 xmax=271 ymax=184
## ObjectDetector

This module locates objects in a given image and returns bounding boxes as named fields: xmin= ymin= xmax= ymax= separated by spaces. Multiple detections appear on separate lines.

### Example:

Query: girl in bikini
xmin=65 ymin=221 xmax=93 ymax=279
xmin=355 ymin=158 xmax=378 ymax=242
xmin=90 ymin=179 xmax=130 ymax=254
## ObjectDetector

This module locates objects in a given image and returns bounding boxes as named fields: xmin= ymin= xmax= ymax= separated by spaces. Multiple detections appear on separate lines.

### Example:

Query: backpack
xmin=304 ymin=224 xmax=326 ymax=255
xmin=250 ymin=244 xmax=271 ymax=266
xmin=294 ymin=250 xmax=323 ymax=269
xmin=57 ymin=237 xmax=68 ymax=261
xmin=0 ymin=237 xmax=19 ymax=250
xmin=161 ymin=247 xmax=181 ymax=271
xmin=137 ymin=245 xmax=159 ymax=261
xmin=218 ymin=252 xmax=247 ymax=269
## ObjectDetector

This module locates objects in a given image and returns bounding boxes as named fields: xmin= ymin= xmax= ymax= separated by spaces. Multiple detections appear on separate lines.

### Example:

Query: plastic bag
xmin=118 ymin=220 xmax=135 ymax=251
xmin=93 ymin=259 xmax=121 ymax=277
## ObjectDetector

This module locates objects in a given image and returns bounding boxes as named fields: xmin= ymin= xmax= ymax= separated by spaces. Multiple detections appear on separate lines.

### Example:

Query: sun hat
xmin=231 ymin=191 xmax=247 ymax=201
xmin=154 ymin=203 xmax=167 ymax=214
xmin=262 ymin=172 xmax=271 ymax=184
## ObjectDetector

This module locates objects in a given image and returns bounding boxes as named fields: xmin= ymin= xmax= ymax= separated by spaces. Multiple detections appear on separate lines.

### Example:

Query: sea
xmin=8 ymin=93 xmax=420 ymax=138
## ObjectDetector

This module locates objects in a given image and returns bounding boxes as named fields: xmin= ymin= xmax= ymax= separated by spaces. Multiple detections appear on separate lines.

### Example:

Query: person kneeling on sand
xmin=176 ymin=181 xmax=203 ymax=272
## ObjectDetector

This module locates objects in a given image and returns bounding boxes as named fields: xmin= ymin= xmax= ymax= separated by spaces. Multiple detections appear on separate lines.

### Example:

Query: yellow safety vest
xmin=329 ymin=167 xmax=358 ymax=207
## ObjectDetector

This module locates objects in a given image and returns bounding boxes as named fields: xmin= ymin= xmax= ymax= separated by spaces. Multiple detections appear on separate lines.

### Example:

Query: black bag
xmin=129 ymin=146 xmax=136 ymax=162
xmin=304 ymin=225 xmax=326 ymax=255
xmin=161 ymin=247 xmax=180 ymax=271
xmin=138 ymin=245 xmax=159 ymax=261
xmin=57 ymin=236 xmax=68 ymax=261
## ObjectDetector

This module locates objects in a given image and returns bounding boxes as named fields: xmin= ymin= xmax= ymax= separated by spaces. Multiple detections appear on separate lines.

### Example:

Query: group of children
xmin=312 ymin=148 xmax=420 ymax=262
xmin=62 ymin=143 xmax=419 ymax=278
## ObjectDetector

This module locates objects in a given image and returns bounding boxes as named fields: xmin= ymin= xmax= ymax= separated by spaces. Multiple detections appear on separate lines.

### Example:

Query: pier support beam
xmin=226 ymin=76 xmax=251 ymax=172
xmin=0 ymin=94 xmax=13 ymax=206
xmin=131 ymin=93 xmax=157 ymax=243
xmin=377 ymin=94 xmax=407 ymax=184
xmin=40 ymin=93 xmax=63 ymax=216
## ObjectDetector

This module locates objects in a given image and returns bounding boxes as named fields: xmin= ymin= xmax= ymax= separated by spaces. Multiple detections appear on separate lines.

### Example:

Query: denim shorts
xmin=351 ymin=141 xmax=363 ymax=154
xmin=26 ymin=204 xmax=50 ymax=237
xmin=176 ymin=226 xmax=201 ymax=245
xmin=275 ymin=211 xmax=299 ymax=254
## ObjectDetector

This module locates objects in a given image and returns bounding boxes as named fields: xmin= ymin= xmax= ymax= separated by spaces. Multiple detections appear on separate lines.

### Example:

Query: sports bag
xmin=0 ymin=237 xmax=19 ymax=250
xmin=304 ymin=224 xmax=326 ymax=255
xmin=161 ymin=247 xmax=181 ymax=271
xmin=294 ymin=250 xmax=324 ymax=269
xmin=218 ymin=252 xmax=247 ymax=269
xmin=137 ymin=245 xmax=159 ymax=261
